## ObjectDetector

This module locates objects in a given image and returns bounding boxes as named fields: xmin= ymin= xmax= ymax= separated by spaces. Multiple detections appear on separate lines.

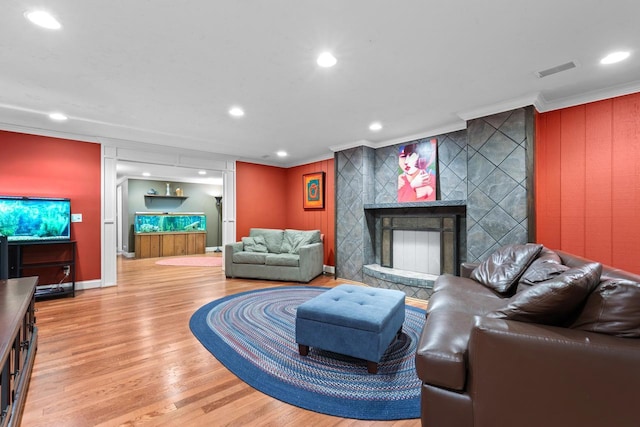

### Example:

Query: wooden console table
xmin=0 ymin=276 xmax=38 ymax=427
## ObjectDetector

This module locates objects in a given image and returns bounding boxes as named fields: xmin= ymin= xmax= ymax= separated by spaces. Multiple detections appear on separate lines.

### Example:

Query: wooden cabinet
xmin=1 ymin=277 xmax=38 ymax=427
xmin=135 ymin=232 xmax=206 ymax=259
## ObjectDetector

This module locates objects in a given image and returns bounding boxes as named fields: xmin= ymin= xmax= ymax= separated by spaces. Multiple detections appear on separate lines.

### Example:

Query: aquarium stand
xmin=7 ymin=240 xmax=76 ymax=300
xmin=134 ymin=232 xmax=206 ymax=259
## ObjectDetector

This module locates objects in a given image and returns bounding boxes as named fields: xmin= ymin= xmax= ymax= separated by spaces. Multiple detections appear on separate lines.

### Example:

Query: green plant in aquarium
xmin=37 ymin=213 xmax=69 ymax=237
xmin=0 ymin=209 xmax=19 ymax=236
xmin=139 ymin=223 xmax=160 ymax=233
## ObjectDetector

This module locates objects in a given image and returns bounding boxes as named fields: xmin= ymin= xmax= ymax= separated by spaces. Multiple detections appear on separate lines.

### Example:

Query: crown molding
xmin=456 ymin=92 xmax=543 ymax=121
xmin=0 ymin=122 xmax=101 ymax=144
xmin=535 ymin=80 xmax=640 ymax=112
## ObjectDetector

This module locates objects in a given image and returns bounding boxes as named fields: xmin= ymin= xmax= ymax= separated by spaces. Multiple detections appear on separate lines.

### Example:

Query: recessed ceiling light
xmin=25 ymin=10 xmax=62 ymax=30
xmin=276 ymin=151 xmax=288 ymax=157
xmin=229 ymin=107 xmax=245 ymax=117
xmin=317 ymin=52 xmax=337 ymax=68
xmin=600 ymin=51 xmax=630 ymax=65
xmin=198 ymin=170 xmax=207 ymax=175
xmin=48 ymin=112 xmax=68 ymax=121
xmin=142 ymin=172 xmax=151 ymax=177
xmin=369 ymin=122 xmax=383 ymax=131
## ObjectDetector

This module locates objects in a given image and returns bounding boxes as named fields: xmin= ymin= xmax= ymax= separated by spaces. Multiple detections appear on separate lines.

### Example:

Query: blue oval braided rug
xmin=189 ymin=286 xmax=426 ymax=420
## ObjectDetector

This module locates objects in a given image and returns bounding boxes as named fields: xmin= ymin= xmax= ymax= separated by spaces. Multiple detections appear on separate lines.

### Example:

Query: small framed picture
xmin=303 ymin=172 xmax=325 ymax=209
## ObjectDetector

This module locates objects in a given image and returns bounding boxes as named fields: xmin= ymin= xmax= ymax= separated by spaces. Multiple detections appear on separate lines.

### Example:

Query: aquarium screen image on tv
xmin=0 ymin=196 xmax=71 ymax=242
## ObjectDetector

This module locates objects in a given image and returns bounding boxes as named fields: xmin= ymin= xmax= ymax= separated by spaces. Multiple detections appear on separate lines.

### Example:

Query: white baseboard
xmin=75 ymin=279 xmax=108 ymax=291
xmin=120 ymin=252 xmax=136 ymax=258
xmin=323 ymin=265 xmax=335 ymax=274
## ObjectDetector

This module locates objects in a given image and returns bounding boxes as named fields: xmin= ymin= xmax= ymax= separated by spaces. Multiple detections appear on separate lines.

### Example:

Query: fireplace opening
xmin=362 ymin=202 xmax=465 ymax=299
xmin=380 ymin=214 xmax=460 ymax=276
xmin=392 ymin=230 xmax=440 ymax=275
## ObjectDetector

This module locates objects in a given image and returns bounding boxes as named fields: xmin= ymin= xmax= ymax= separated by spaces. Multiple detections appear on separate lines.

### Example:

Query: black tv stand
xmin=8 ymin=240 xmax=76 ymax=300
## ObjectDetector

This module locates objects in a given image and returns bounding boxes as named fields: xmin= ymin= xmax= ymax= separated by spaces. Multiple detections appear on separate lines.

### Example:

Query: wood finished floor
xmin=21 ymin=255 xmax=427 ymax=427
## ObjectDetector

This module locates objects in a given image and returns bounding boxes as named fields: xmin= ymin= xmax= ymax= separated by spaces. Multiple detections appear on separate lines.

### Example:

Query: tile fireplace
xmin=335 ymin=107 xmax=533 ymax=300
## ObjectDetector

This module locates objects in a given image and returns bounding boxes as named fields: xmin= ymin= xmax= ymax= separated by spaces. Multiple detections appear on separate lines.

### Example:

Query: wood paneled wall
xmin=536 ymin=92 xmax=640 ymax=273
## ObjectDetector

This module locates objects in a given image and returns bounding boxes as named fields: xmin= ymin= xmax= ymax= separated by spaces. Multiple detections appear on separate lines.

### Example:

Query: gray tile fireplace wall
xmin=335 ymin=106 xmax=534 ymax=283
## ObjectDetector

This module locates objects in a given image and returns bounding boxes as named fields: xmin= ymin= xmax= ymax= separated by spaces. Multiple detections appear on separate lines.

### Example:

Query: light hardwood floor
xmin=21 ymin=255 xmax=427 ymax=427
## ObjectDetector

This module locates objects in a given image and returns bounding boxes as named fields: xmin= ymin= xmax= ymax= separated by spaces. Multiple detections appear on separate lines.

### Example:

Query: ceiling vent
xmin=536 ymin=61 xmax=577 ymax=78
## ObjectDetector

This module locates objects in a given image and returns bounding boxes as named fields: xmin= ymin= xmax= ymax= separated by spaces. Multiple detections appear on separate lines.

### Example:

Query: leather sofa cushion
xmin=232 ymin=251 xmax=267 ymax=265
xmin=265 ymin=253 xmax=300 ymax=267
xmin=242 ymin=236 xmax=268 ymax=253
xmin=571 ymin=279 xmax=640 ymax=338
xmin=428 ymin=275 xmax=505 ymax=315
xmin=471 ymin=243 xmax=543 ymax=295
xmin=489 ymin=262 xmax=602 ymax=325
xmin=432 ymin=274 xmax=499 ymax=297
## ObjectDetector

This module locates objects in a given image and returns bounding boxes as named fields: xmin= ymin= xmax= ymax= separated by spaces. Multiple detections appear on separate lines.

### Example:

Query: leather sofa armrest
xmin=415 ymin=310 xmax=478 ymax=391
xmin=460 ymin=262 xmax=479 ymax=278
xmin=467 ymin=317 xmax=640 ymax=427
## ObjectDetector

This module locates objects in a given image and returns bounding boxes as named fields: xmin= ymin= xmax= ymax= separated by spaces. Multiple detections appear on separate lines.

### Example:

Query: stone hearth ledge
xmin=363 ymin=264 xmax=437 ymax=289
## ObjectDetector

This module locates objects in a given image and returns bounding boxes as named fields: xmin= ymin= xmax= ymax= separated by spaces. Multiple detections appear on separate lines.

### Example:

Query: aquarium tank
xmin=0 ymin=196 xmax=71 ymax=242
xmin=134 ymin=212 xmax=206 ymax=233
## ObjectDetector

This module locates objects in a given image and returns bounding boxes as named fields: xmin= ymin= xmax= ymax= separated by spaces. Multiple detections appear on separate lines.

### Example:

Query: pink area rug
xmin=155 ymin=256 xmax=223 ymax=267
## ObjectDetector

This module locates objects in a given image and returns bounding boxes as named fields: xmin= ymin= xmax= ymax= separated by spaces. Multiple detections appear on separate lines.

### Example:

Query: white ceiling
xmin=2 ymin=0 xmax=640 ymax=177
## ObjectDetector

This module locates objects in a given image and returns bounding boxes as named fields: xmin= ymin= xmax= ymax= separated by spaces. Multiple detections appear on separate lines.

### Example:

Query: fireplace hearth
xmin=362 ymin=201 xmax=466 ymax=299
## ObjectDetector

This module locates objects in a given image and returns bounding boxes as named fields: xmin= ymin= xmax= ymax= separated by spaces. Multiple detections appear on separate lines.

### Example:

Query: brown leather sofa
xmin=415 ymin=245 xmax=640 ymax=427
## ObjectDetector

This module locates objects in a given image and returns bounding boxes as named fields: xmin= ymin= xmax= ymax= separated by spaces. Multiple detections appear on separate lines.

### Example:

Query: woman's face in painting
xmin=403 ymin=152 xmax=419 ymax=174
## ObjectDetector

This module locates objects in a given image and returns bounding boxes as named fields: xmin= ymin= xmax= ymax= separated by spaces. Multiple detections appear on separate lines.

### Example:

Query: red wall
xmin=236 ymin=162 xmax=288 ymax=239
xmin=0 ymin=130 xmax=102 ymax=281
xmin=285 ymin=159 xmax=335 ymax=266
xmin=536 ymin=92 xmax=640 ymax=274
xmin=236 ymin=159 xmax=335 ymax=266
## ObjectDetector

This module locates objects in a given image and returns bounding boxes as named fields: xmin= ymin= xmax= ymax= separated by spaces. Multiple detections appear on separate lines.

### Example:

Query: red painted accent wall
xmin=536 ymin=92 xmax=640 ymax=274
xmin=0 ymin=130 xmax=102 ymax=281
xmin=236 ymin=159 xmax=335 ymax=266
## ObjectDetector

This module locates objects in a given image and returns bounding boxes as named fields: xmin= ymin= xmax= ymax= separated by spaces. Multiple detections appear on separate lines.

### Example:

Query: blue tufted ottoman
xmin=295 ymin=284 xmax=405 ymax=373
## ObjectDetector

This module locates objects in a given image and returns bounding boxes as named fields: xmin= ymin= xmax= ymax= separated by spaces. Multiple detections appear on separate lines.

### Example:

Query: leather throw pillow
xmin=471 ymin=243 xmax=543 ymax=294
xmin=488 ymin=262 xmax=602 ymax=325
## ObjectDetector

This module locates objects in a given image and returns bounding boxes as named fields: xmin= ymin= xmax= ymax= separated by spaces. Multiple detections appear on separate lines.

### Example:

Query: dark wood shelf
xmin=144 ymin=194 xmax=188 ymax=200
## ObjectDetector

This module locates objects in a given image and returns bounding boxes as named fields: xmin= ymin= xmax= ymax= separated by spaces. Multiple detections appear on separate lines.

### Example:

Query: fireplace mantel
xmin=364 ymin=200 xmax=466 ymax=212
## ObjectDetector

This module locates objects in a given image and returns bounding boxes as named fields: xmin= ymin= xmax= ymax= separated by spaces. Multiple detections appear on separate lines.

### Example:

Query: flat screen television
xmin=0 ymin=196 xmax=71 ymax=243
